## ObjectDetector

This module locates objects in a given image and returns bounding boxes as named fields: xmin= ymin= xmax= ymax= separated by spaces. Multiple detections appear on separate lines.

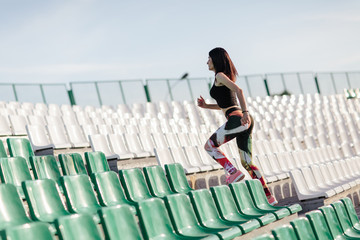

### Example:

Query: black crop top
xmin=210 ymin=82 xmax=238 ymax=108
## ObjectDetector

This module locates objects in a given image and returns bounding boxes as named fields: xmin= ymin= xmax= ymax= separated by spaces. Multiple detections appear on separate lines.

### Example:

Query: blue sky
xmin=0 ymin=0 xmax=360 ymax=84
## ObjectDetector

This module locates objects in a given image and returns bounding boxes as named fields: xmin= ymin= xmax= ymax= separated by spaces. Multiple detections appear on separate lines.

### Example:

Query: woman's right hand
xmin=197 ymin=96 xmax=206 ymax=108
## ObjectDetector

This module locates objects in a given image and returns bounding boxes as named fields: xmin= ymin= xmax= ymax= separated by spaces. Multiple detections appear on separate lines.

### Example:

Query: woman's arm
xmin=215 ymin=72 xmax=251 ymax=125
xmin=197 ymin=95 xmax=221 ymax=110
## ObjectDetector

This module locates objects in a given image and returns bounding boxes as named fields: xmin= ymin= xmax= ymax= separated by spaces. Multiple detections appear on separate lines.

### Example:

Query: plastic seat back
xmin=305 ymin=210 xmax=332 ymax=240
xmin=1 ymin=222 xmax=55 ymax=240
xmin=84 ymin=151 xmax=110 ymax=174
xmin=318 ymin=205 xmax=345 ymax=239
xmin=6 ymin=138 xmax=34 ymax=167
xmin=30 ymin=155 xmax=62 ymax=186
xmin=137 ymin=198 xmax=177 ymax=240
xmin=143 ymin=165 xmax=175 ymax=197
xmin=164 ymin=163 xmax=193 ymax=193
xmin=60 ymin=175 xmax=101 ymax=215
xmin=0 ymin=184 xmax=31 ymax=230
xmin=55 ymin=214 xmax=103 ymax=240
xmin=271 ymin=225 xmax=297 ymax=239
xmin=0 ymin=157 xmax=32 ymax=197
xmin=58 ymin=153 xmax=87 ymax=176
xmin=331 ymin=201 xmax=357 ymax=235
xmin=99 ymin=205 xmax=144 ymax=240
xmin=290 ymin=217 xmax=317 ymax=240
xmin=22 ymin=179 xmax=70 ymax=222
xmin=341 ymin=197 xmax=360 ymax=226
xmin=90 ymin=171 xmax=134 ymax=210
xmin=0 ymin=140 xmax=7 ymax=158
xmin=119 ymin=168 xmax=153 ymax=202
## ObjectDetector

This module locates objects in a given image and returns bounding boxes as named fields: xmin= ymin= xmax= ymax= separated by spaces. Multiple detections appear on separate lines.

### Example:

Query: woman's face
xmin=207 ymin=57 xmax=215 ymax=71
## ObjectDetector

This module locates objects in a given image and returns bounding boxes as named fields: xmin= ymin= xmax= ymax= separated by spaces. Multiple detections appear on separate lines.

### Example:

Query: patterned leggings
xmin=205 ymin=114 xmax=271 ymax=196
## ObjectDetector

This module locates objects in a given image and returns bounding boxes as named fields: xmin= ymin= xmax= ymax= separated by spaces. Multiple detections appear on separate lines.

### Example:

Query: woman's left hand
xmin=241 ymin=112 xmax=251 ymax=126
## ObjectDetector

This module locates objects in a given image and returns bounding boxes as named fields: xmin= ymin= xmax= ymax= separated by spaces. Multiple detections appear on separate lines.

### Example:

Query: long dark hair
xmin=209 ymin=47 xmax=238 ymax=82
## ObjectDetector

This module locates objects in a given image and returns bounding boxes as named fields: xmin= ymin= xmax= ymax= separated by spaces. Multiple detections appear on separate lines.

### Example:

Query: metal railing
xmin=1 ymin=71 xmax=359 ymax=107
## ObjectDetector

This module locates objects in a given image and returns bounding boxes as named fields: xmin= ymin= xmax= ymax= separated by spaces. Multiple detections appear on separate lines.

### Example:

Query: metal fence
xmin=1 ymin=71 xmax=359 ymax=107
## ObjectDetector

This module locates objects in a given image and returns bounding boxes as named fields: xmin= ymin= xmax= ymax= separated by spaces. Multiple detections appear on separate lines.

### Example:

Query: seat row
xmin=253 ymin=197 xmax=360 ymax=240
xmin=0 ymin=169 xmax=301 ymax=240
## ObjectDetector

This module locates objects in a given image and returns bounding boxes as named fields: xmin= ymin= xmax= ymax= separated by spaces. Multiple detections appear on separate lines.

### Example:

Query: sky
xmin=0 ymin=0 xmax=360 ymax=84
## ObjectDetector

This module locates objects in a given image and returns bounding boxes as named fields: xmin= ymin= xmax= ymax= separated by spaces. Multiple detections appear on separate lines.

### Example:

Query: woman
xmin=197 ymin=47 xmax=277 ymax=205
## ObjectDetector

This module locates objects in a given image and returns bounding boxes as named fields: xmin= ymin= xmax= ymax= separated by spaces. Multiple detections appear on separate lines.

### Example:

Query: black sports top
xmin=210 ymin=81 xmax=238 ymax=108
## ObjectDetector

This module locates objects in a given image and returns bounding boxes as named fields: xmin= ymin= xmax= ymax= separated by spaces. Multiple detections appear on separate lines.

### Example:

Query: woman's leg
xmin=235 ymin=120 xmax=272 ymax=197
xmin=204 ymin=115 xmax=249 ymax=175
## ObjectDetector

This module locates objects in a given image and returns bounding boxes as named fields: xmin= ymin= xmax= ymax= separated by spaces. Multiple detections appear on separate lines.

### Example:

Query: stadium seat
xmin=331 ymin=201 xmax=360 ymax=238
xmin=84 ymin=151 xmax=110 ymax=174
xmin=165 ymin=193 xmax=241 ymax=240
xmin=246 ymin=180 xmax=301 ymax=215
xmin=0 ymin=115 xmax=12 ymax=136
xmin=30 ymin=155 xmax=62 ymax=187
xmin=118 ymin=168 xmax=153 ymax=202
xmin=229 ymin=182 xmax=278 ymax=220
xmin=271 ymin=225 xmax=298 ymax=239
xmin=0 ymin=140 xmax=7 ymax=157
xmin=22 ymin=179 xmax=70 ymax=222
xmin=183 ymin=146 xmax=214 ymax=171
xmin=165 ymin=163 xmax=194 ymax=194
xmin=8 ymin=115 xmax=27 ymax=135
xmin=137 ymin=131 xmax=156 ymax=156
xmin=319 ymin=205 xmax=357 ymax=239
xmin=210 ymin=185 xmax=276 ymax=226
xmin=137 ymin=198 xmax=218 ymax=240
xmin=64 ymin=124 xmax=90 ymax=148
xmin=124 ymin=133 xmax=151 ymax=158
xmin=289 ymin=217 xmax=317 ymax=240
xmin=55 ymin=214 xmax=103 ymax=240
xmin=46 ymin=124 xmax=72 ymax=149
xmin=25 ymin=124 xmax=55 ymax=153
xmin=0 ymin=222 xmax=55 ymax=240
xmin=0 ymin=157 xmax=32 ymax=198
xmin=143 ymin=165 xmax=176 ymax=198
xmin=189 ymin=189 xmax=260 ymax=234
xmin=99 ymin=205 xmax=144 ymax=240
xmin=300 ymin=167 xmax=337 ymax=196
xmin=169 ymin=147 xmax=201 ymax=173
xmin=88 ymin=134 xmax=119 ymax=160
xmin=107 ymin=133 xmax=135 ymax=159
xmin=0 ymin=184 xmax=32 ymax=230
xmin=309 ymin=164 xmax=344 ymax=194
xmin=90 ymin=171 xmax=136 ymax=213
xmin=341 ymin=198 xmax=360 ymax=232
xmin=60 ymin=175 xmax=102 ymax=221
xmin=6 ymin=138 xmax=35 ymax=167
xmin=58 ymin=153 xmax=87 ymax=176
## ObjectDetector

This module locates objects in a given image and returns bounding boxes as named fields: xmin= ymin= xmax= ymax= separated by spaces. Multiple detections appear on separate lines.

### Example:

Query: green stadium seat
xmin=99 ymin=205 xmax=144 ymax=240
xmin=271 ymin=225 xmax=298 ymax=240
xmin=84 ymin=151 xmax=110 ymax=175
xmin=210 ymin=185 xmax=264 ymax=227
xmin=0 ymin=140 xmax=7 ymax=158
xmin=165 ymin=193 xmax=242 ymax=240
xmin=305 ymin=210 xmax=333 ymax=240
xmin=0 ymin=184 xmax=32 ymax=230
xmin=251 ymin=234 xmax=275 ymax=240
xmin=245 ymin=180 xmax=296 ymax=219
xmin=331 ymin=201 xmax=360 ymax=238
xmin=58 ymin=153 xmax=87 ymax=176
xmin=1 ymin=222 xmax=55 ymax=240
xmin=55 ymin=214 xmax=103 ymax=240
xmin=90 ymin=171 xmax=136 ymax=213
xmin=341 ymin=198 xmax=360 ymax=231
xmin=30 ymin=155 xmax=62 ymax=187
xmin=22 ymin=179 xmax=70 ymax=223
xmin=318 ymin=205 xmax=354 ymax=239
xmin=118 ymin=168 xmax=153 ymax=202
xmin=290 ymin=217 xmax=317 ymax=240
xmin=0 ymin=156 xmax=32 ymax=198
xmin=143 ymin=165 xmax=176 ymax=198
xmin=164 ymin=163 xmax=193 ymax=193
xmin=137 ymin=198 xmax=218 ymax=240
xmin=60 ymin=175 xmax=101 ymax=222
xmin=229 ymin=182 xmax=278 ymax=220
xmin=189 ymin=189 xmax=260 ymax=234
xmin=6 ymin=138 xmax=34 ymax=167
